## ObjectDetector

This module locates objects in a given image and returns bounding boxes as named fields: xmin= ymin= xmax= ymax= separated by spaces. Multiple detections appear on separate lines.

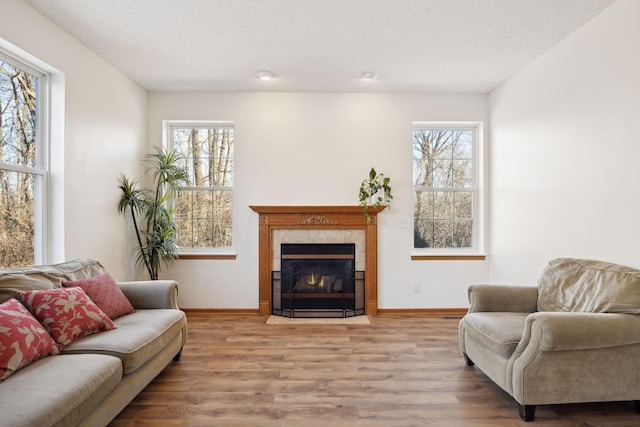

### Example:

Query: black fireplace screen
xmin=272 ymin=243 xmax=364 ymax=318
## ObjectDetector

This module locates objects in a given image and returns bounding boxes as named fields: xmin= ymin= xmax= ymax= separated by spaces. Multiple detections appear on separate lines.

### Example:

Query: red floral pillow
xmin=17 ymin=287 xmax=116 ymax=350
xmin=0 ymin=298 xmax=59 ymax=381
xmin=62 ymin=272 xmax=134 ymax=319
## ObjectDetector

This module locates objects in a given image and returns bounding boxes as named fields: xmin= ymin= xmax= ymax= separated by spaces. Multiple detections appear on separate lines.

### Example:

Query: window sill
xmin=411 ymin=254 xmax=486 ymax=261
xmin=177 ymin=253 xmax=237 ymax=260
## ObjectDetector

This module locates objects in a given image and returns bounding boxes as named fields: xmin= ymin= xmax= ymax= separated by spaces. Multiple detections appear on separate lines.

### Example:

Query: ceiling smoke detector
xmin=256 ymin=70 xmax=275 ymax=80
xmin=361 ymin=71 xmax=380 ymax=80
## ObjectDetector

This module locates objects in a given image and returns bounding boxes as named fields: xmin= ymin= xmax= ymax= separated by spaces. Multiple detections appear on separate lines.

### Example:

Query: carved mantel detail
xmin=249 ymin=205 xmax=386 ymax=316
xmin=298 ymin=214 xmax=339 ymax=225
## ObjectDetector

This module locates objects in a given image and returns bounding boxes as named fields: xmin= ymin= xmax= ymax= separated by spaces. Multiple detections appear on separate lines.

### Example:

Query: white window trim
xmin=163 ymin=120 xmax=236 ymax=256
xmin=411 ymin=121 xmax=485 ymax=257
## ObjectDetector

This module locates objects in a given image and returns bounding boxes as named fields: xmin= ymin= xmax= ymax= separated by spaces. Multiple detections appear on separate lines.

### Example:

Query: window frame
xmin=0 ymin=49 xmax=49 ymax=266
xmin=164 ymin=120 xmax=236 ymax=257
xmin=411 ymin=121 xmax=485 ymax=258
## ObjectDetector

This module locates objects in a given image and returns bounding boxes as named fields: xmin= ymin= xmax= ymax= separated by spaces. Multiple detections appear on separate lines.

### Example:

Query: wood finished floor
xmin=110 ymin=314 xmax=639 ymax=426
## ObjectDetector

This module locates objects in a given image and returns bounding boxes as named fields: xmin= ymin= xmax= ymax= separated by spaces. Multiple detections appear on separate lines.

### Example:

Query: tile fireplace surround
xmin=249 ymin=205 xmax=385 ymax=315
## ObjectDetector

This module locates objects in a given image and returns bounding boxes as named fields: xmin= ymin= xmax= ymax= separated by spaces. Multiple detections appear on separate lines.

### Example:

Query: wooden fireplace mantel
xmin=249 ymin=205 xmax=386 ymax=315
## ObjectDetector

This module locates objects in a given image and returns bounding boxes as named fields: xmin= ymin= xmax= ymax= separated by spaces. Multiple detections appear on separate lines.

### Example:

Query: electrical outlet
xmin=412 ymin=282 xmax=421 ymax=293
xmin=399 ymin=218 xmax=407 ymax=229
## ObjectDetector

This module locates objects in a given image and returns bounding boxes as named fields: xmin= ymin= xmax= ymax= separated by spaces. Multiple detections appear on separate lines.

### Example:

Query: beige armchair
xmin=458 ymin=258 xmax=640 ymax=421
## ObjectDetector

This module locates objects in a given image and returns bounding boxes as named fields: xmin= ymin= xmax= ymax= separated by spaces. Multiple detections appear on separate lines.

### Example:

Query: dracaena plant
xmin=118 ymin=148 xmax=187 ymax=280
xmin=358 ymin=167 xmax=392 ymax=220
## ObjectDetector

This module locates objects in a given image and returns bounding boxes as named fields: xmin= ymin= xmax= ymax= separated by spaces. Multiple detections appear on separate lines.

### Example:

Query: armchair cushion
xmin=461 ymin=312 xmax=528 ymax=358
xmin=538 ymin=258 xmax=640 ymax=314
xmin=467 ymin=284 xmax=537 ymax=313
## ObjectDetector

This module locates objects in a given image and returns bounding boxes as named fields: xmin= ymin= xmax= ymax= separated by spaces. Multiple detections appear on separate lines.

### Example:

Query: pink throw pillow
xmin=18 ymin=287 xmax=116 ymax=350
xmin=62 ymin=273 xmax=134 ymax=319
xmin=0 ymin=298 xmax=59 ymax=381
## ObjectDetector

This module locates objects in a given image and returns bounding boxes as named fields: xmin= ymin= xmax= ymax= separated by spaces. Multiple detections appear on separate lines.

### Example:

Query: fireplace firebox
xmin=272 ymin=243 xmax=364 ymax=318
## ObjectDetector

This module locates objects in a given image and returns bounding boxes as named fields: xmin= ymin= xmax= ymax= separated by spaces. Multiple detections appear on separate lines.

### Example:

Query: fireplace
xmin=249 ymin=205 xmax=386 ymax=316
xmin=272 ymin=243 xmax=364 ymax=318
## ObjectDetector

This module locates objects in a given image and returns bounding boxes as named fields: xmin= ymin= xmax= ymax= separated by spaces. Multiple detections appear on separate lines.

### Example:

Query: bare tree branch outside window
xmin=413 ymin=128 xmax=474 ymax=249
xmin=0 ymin=59 xmax=41 ymax=268
xmin=171 ymin=125 xmax=234 ymax=249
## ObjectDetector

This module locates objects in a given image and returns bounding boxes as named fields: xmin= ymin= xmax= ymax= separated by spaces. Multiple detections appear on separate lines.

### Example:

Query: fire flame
xmin=309 ymin=273 xmax=324 ymax=289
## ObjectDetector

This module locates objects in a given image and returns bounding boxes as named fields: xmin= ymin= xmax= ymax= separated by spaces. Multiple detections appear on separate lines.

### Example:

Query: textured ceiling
xmin=23 ymin=0 xmax=616 ymax=92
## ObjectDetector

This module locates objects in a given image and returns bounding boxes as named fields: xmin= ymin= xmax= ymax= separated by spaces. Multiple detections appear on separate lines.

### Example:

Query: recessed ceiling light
xmin=361 ymin=71 xmax=380 ymax=80
xmin=256 ymin=70 xmax=275 ymax=80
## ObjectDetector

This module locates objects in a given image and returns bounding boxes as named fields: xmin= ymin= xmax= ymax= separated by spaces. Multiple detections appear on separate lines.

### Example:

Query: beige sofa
xmin=0 ymin=259 xmax=187 ymax=427
xmin=459 ymin=258 xmax=640 ymax=421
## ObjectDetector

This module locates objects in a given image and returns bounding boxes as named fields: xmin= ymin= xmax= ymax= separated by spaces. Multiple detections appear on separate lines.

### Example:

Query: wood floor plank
xmin=109 ymin=314 xmax=640 ymax=426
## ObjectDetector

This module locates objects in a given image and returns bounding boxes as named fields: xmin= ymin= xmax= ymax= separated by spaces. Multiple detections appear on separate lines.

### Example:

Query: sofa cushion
xmin=0 ymin=298 xmax=59 ymax=381
xmin=62 ymin=309 xmax=186 ymax=374
xmin=0 ymin=353 xmax=122 ymax=427
xmin=63 ymin=272 xmax=135 ymax=319
xmin=538 ymin=258 xmax=640 ymax=314
xmin=0 ymin=272 xmax=62 ymax=304
xmin=49 ymin=258 xmax=106 ymax=280
xmin=0 ymin=259 xmax=107 ymax=304
xmin=462 ymin=312 xmax=528 ymax=358
xmin=18 ymin=287 xmax=116 ymax=350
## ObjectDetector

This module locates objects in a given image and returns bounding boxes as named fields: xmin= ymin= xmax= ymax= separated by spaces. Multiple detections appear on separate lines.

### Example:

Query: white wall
xmin=489 ymin=0 xmax=640 ymax=283
xmin=1 ymin=0 xmax=148 ymax=279
xmin=149 ymin=92 xmax=490 ymax=309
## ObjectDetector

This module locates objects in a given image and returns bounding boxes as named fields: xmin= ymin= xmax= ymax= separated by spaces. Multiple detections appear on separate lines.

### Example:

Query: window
xmin=167 ymin=122 xmax=234 ymax=253
xmin=413 ymin=123 xmax=482 ymax=254
xmin=0 ymin=51 xmax=48 ymax=268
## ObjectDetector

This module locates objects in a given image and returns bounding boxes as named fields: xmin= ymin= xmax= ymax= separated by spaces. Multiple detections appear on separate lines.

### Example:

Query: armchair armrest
xmin=523 ymin=311 xmax=640 ymax=351
xmin=507 ymin=311 xmax=640 ymax=407
xmin=467 ymin=284 xmax=538 ymax=313
xmin=117 ymin=280 xmax=179 ymax=309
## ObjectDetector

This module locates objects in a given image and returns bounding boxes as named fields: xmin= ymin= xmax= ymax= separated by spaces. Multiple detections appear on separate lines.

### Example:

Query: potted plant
xmin=358 ymin=167 xmax=392 ymax=220
xmin=118 ymin=147 xmax=187 ymax=280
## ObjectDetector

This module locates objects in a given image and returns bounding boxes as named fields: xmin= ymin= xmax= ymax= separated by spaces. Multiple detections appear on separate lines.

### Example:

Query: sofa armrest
xmin=117 ymin=280 xmax=179 ymax=309
xmin=467 ymin=284 xmax=538 ymax=313
xmin=523 ymin=311 xmax=640 ymax=351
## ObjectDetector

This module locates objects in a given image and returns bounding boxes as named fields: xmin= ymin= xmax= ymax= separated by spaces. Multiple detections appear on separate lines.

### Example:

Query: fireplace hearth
xmin=272 ymin=243 xmax=364 ymax=318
